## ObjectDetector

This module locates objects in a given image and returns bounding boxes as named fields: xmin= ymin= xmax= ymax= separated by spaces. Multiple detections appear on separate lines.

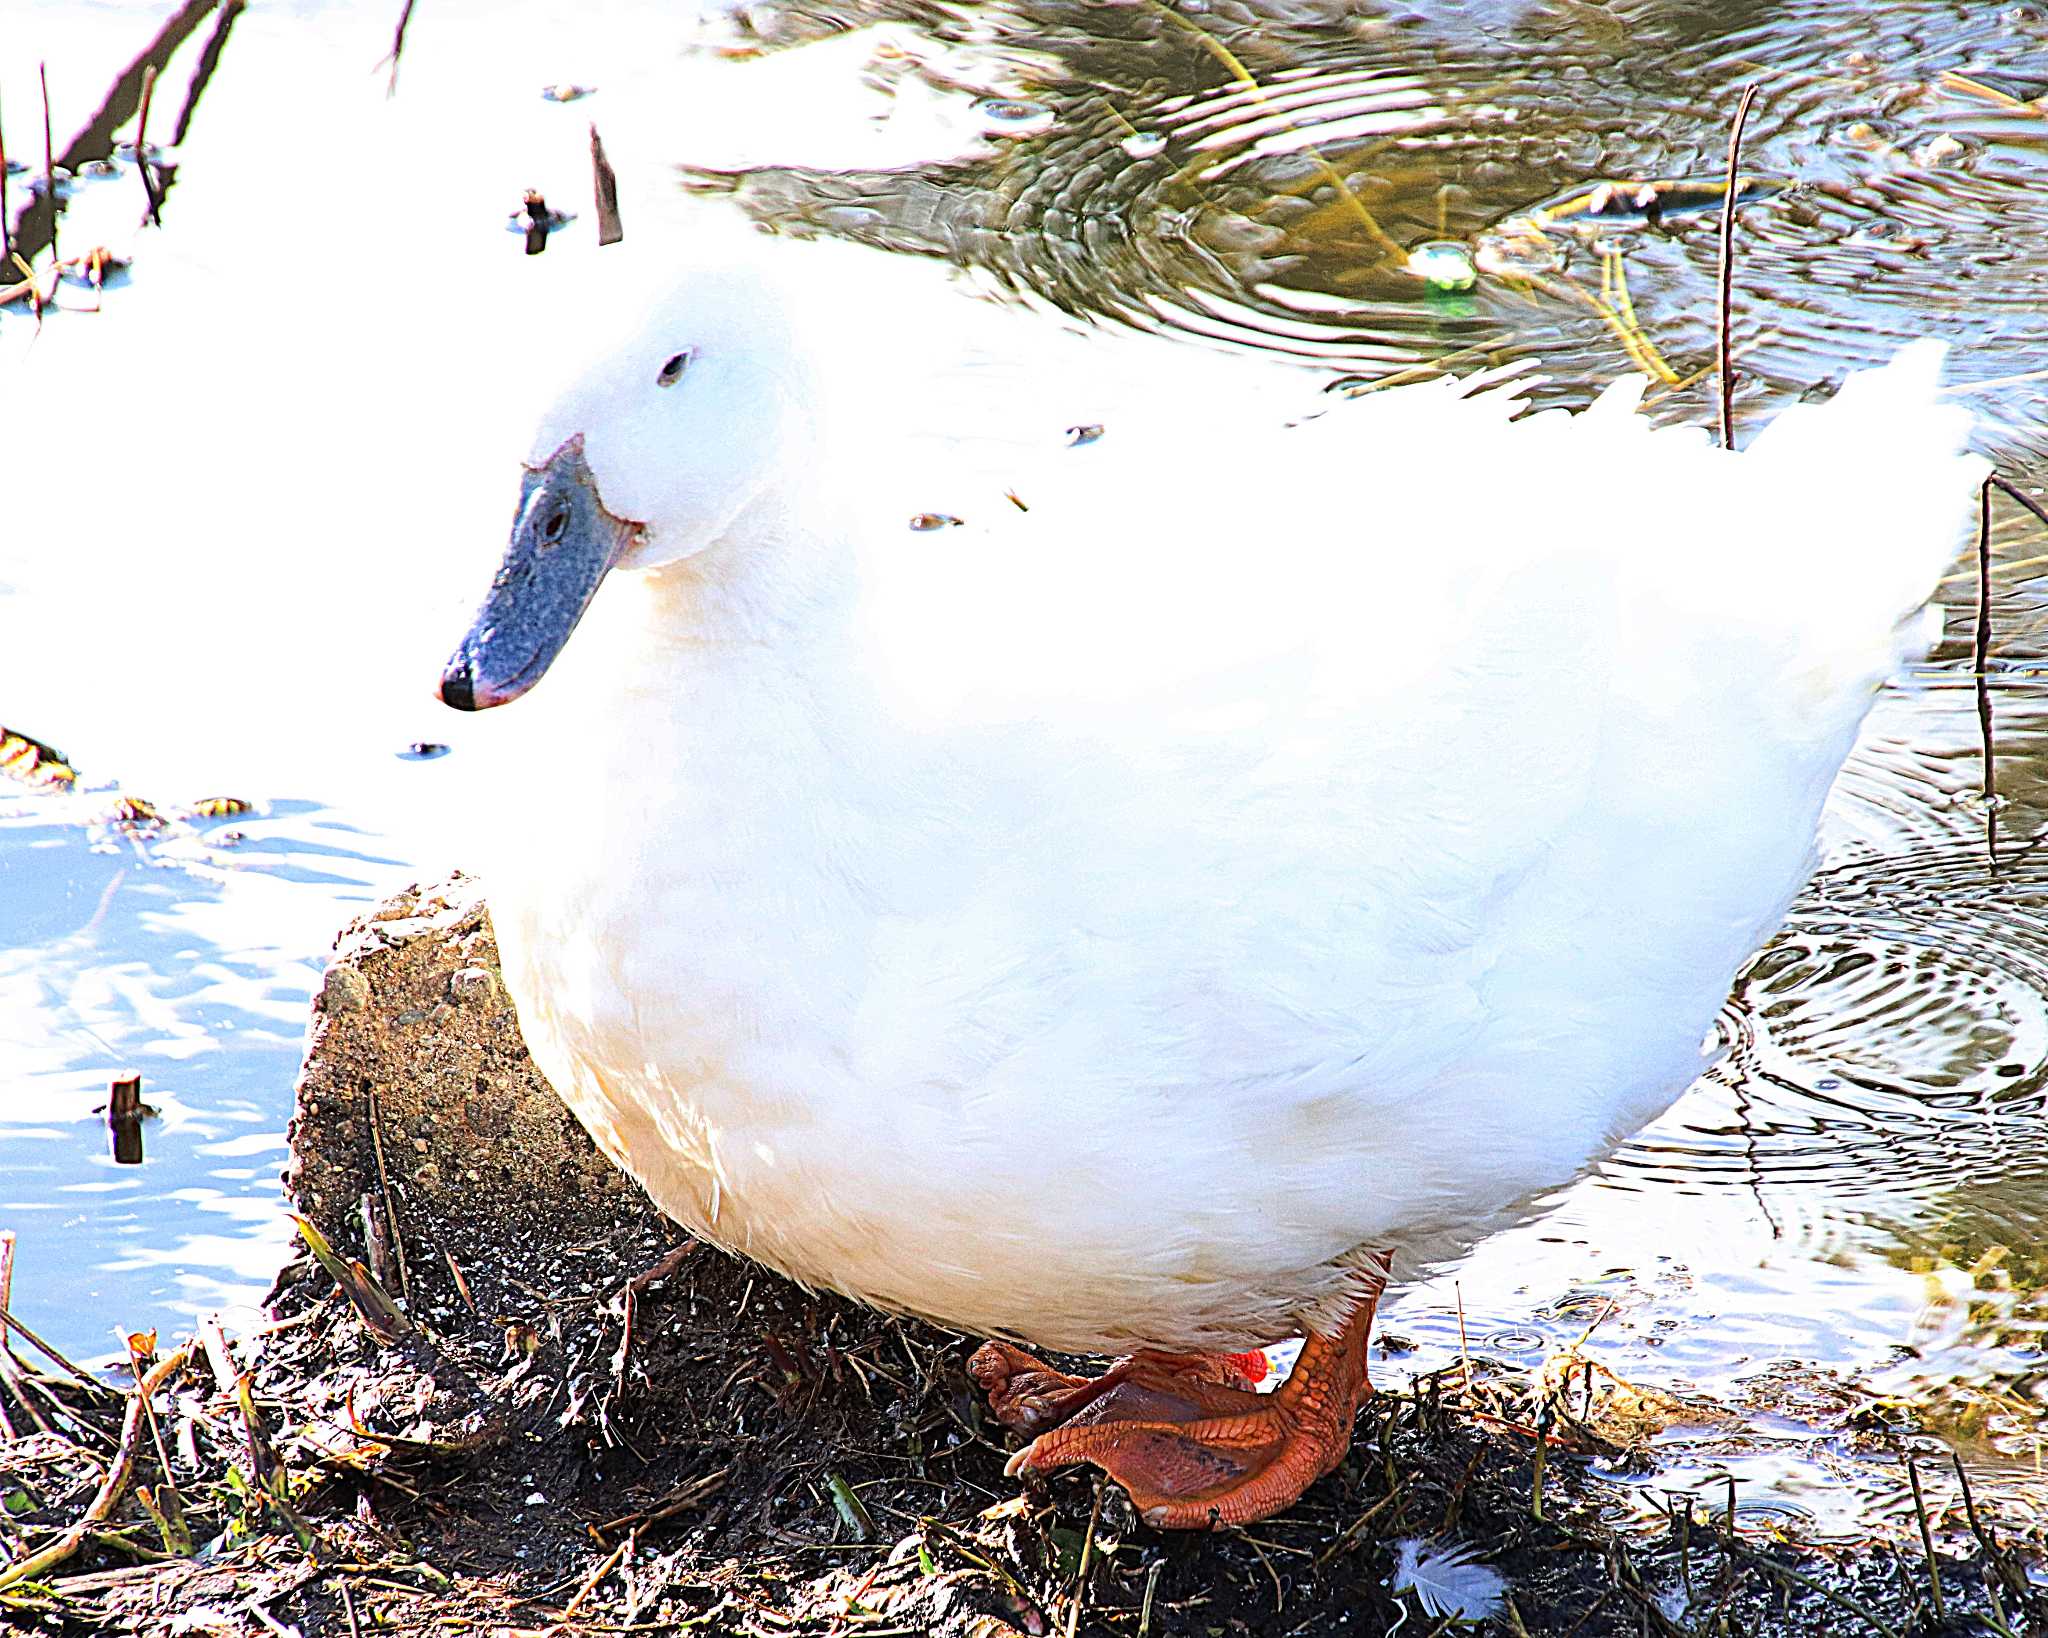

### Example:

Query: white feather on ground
xmin=1391 ymin=1536 xmax=1509 ymax=1622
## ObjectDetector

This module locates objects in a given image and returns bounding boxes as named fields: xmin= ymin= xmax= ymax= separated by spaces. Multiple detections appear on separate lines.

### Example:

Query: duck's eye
xmin=657 ymin=349 xmax=694 ymax=388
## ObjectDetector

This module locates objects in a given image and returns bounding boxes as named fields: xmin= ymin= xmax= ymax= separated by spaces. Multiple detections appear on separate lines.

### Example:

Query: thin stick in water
xmin=1977 ymin=473 xmax=1998 ymax=866
xmin=1990 ymin=473 xmax=2048 ymax=533
xmin=1717 ymin=84 xmax=1758 ymax=450
xmin=1 ymin=88 xmax=10 ymax=265
xmin=135 ymin=64 xmax=160 ymax=225
xmin=384 ymin=0 xmax=418 ymax=98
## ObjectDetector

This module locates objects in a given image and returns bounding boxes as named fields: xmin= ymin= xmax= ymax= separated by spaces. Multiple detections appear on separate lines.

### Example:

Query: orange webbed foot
xmin=969 ymin=1291 xmax=1377 ymax=1530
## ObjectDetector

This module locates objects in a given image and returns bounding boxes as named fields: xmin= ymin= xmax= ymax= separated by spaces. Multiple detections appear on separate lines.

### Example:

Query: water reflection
xmin=0 ymin=783 xmax=414 ymax=1359
xmin=690 ymin=0 xmax=2048 ymax=455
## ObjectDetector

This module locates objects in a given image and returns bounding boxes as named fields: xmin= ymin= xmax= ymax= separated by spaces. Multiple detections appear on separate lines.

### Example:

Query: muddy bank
xmin=1 ymin=879 xmax=2041 ymax=1636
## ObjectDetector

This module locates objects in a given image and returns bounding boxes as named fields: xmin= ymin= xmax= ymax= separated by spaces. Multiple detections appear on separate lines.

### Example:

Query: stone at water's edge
xmin=285 ymin=873 xmax=672 ymax=1320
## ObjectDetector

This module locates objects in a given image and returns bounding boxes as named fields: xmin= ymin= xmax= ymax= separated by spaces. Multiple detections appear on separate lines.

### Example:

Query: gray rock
xmin=286 ymin=873 xmax=669 ymax=1319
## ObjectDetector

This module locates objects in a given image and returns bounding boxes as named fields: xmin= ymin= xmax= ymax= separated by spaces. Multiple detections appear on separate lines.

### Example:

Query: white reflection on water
xmin=0 ymin=784 xmax=413 ymax=1355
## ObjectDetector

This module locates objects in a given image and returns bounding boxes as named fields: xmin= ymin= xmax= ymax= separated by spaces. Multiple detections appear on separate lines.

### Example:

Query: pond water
xmin=5 ymin=0 xmax=2048 ymax=1546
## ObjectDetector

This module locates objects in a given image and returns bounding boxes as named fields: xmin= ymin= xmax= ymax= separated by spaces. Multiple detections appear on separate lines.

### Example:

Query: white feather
xmin=1392 ymin=1536 xmax=1509 ymax=1622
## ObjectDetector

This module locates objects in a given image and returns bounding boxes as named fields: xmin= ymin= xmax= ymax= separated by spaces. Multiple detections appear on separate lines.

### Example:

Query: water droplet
xmin=1120 ymin=131 xmax=1166 ymax=160
xmin=1065 ymin=424 xmax=1104 ymax=446
xmin=399 ymin=742 xmax=451 ymax=761
xmin=540 ymin=84 xmax=596 ymax=103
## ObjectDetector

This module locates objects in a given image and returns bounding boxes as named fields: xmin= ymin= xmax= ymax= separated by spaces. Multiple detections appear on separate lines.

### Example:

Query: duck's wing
xmin=839 ymin=345 xmax=1981 ymax=1276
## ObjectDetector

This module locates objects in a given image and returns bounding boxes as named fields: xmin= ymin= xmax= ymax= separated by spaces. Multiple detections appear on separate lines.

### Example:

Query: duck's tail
xmin=1735 ymin=339 xmax=1985 ymax=719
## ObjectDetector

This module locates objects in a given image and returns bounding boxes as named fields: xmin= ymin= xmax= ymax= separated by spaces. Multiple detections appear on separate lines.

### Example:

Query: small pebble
xmin=322 ymin=967 xmax=371 ymax=1013
xmin=451 ymin=967 xmax=500 ymax=1008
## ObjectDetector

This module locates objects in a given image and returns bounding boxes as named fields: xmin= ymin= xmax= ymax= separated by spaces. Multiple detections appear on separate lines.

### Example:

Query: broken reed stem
xmin=1139 ymin=1558 xmax=1164 ymax=1638
xmin=203 ymin=1314 xmax=276 ymax=1493
xmin=135 ymin=64 xmax=160 ymax=225
xmin=0 ymin=1232 xmax=27 ymax=1439
xmin=0 ymin=1299 xmax=115 ymax=1398
xmin=590 ymin=122 xmax=622 ymax=246
xmin=1065 ymin=1481 xmax=1104 ymax=1638
xmin=40 ymin=62 xmax=56 ymax=269
xmin=563 ymin=1533 xmax=631 ymax=1619
xmin=366 ymin=1086 xmax=411 ymax=1305
xmin=0 ymin=1230 xmax=16 ymax=1366
xmin=1977 ymin=473 xmax=1998 ymax=864
xmin=1990 ymin=474 xmax=2048 ymax=533
xmin=0 ymin=1340 xmax=193 ymax=1591
xmin=1904 ymin=1456 xmax=1947 ymax=1623
xmin=1716 ymin=83 xmax=1758 ymax=450
xmin=385 ymin=0 xmax=418 ymax=98
xmin=1975 ymin=477 xmax=2048 ymax=865
xmin=125 ymin=1333 xmax=183 ymax=1523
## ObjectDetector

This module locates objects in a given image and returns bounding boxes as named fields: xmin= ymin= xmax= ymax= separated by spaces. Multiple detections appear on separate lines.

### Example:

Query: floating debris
xmin=1911 ymin=132 xmax=1973 ymax=168
xmin=398 ymin=741 xmax=451 ymax=761
xmin=509 ymin=190 xmax=572 ymax=254
xmin=98 ymin=1074 xmax=159 ymax=1166
xmin=103 ymin=795 xmax=165 ymax=829
xmin=541 ymin=83 xmax=597 ymax=103
xmin=0 ymin=725 xmax=77 ymax=788
xmin=1940 ymin=70 xmax=2048 ymax=117
xmin=190 ymin=795 xmax=252 ymax=817
xmin=1409 ymin=239 xmax=1477 ymax=293
xmin=1065 ymin=423 xmax=1103 ymax=446
xmin=908 ymin=512 xmax=962 ymax=531
xmin=1498 ymin=174 xmax=1785 ymax=243
xmin=972 ymin=97 xmax=1054 ymax=136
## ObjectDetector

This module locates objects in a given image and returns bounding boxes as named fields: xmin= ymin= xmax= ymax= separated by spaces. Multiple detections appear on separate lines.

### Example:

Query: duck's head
xmin=438 ymin=249 xmax=813 ymax=712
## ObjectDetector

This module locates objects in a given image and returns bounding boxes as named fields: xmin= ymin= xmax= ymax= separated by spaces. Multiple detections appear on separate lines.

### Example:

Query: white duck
xmin=439 ymin=231 xmax=1982 ymax=1528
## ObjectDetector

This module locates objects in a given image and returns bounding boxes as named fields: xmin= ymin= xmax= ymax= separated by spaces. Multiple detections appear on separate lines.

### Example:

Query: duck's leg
xmin=967 ymin=1286 xmax=1378 ymax=1530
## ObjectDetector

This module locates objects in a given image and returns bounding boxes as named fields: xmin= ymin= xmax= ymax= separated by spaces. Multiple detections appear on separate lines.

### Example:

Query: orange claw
xmin=968 ymin=1292 xmax=1377 ymax=1530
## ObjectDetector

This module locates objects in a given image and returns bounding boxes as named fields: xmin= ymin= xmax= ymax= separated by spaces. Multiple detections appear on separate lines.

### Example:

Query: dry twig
xmin=0 ymin=1340 xmax=194 ymax=1591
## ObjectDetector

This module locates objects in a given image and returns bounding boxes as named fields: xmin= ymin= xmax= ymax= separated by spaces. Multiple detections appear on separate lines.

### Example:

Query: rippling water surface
xmin=5 ymin=0 xmax=2048 ymax=1542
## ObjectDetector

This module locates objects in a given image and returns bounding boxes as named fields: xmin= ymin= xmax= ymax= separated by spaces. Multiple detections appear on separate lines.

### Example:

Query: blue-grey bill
xmin=439 ymin=436 xmax=640 ymax=711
